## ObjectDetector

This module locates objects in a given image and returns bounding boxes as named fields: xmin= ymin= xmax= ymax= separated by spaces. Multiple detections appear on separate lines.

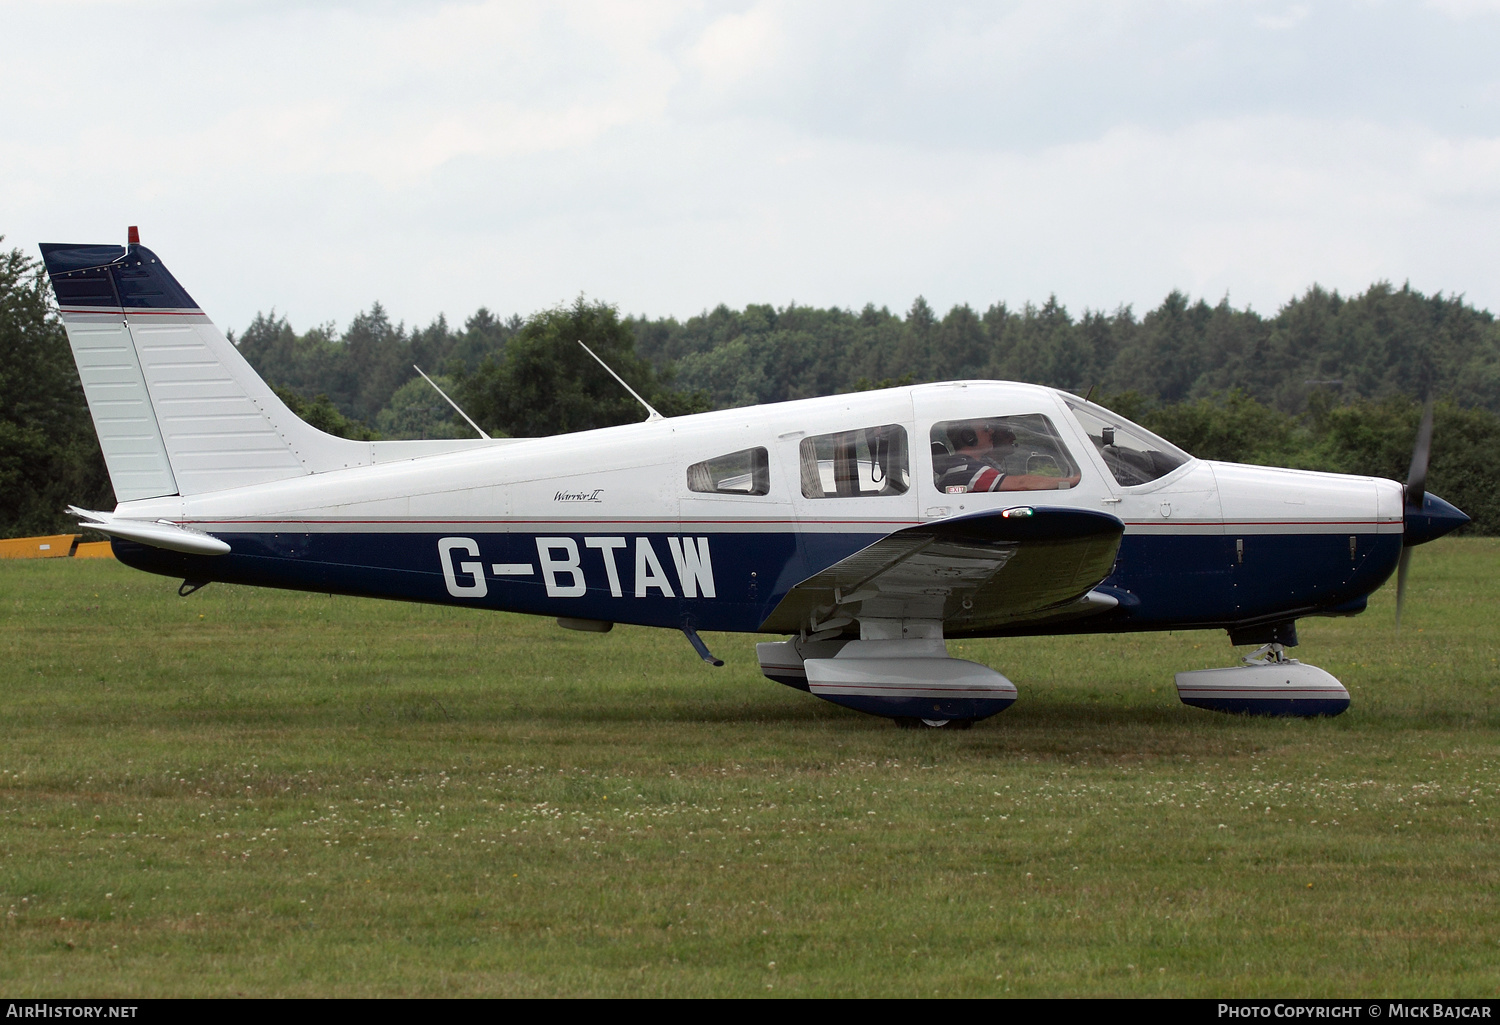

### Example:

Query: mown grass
xmin=0 ymin=538 xmax=1497 ymax=996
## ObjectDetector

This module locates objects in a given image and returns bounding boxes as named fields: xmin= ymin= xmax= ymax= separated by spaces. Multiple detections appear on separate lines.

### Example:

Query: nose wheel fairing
xmin=1175 ymin=644 xmax=1350 ymax=718
xmin=1175 ymin=663 xmax=1350 ymax=717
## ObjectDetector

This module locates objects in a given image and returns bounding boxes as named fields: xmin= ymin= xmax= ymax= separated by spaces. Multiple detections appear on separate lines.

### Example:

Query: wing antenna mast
xmin=413 ymin=365 xmax=491 ymax=440
xmin=577 ymin=340 xmax=664 ymax=422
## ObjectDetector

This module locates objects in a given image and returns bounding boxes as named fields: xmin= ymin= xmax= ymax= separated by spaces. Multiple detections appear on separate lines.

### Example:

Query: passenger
xmin=937 ymin=420 xmax=1081 ymax=493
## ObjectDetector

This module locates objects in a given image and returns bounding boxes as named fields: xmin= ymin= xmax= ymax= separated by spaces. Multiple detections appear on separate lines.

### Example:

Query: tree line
xmin=3 ymin=236 xmax=1497 ymax=537
xmin=645 ymin=286 xmax=1499 ymax=415
xmin=236 ymin=282 xmax=1500 ymax=427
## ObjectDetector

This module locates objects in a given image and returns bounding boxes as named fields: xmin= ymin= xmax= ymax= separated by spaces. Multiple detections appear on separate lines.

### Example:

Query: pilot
xmin=937 ymin=420 xmax=1081 ymax=493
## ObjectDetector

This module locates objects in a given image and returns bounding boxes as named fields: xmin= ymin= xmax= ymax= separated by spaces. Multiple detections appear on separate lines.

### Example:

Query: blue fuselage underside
xmin=113 ymin=527 xmax=1402 ymax=637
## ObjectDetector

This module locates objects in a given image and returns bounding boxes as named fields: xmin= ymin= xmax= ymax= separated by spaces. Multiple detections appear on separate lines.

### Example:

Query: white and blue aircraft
xmin=39 ymin=232 xmax=1469 ymax=727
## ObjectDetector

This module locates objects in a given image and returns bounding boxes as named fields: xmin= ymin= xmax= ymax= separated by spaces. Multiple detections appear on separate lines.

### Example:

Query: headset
xmin=947 ymin=422 xmax=1016 ymax=450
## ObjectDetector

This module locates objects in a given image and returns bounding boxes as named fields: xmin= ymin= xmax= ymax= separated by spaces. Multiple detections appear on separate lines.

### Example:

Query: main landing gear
xmin=756 ymin=619 xmax=1016 ymax=729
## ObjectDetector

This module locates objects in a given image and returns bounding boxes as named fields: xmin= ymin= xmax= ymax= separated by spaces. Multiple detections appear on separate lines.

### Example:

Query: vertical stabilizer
xmin=40 ymin=239 xmax=375 ymax=500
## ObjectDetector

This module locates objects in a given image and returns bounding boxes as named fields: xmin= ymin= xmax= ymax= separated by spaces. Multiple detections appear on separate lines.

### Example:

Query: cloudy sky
xmin=4 ymin=1 xmax=1498 ymax=334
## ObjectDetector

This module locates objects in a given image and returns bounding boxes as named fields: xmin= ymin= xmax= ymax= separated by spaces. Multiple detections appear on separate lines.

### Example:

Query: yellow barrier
xmin=0 ymin=534 xmax=81 ymax=559
xmin=73 ymin=541 xmax=115 ymax=559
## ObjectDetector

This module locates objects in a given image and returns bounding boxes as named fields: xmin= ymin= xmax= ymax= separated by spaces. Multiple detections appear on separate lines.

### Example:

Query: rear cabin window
xmin=1064 ymin=399 xmax=1190 ymax=487
xmin=687 ymin=447 xmax=770 ymax=495
xmin=930 ymin=414 xmax=1082 ymax=493
xmin=799 ymin=424 xmax=910 ymax=498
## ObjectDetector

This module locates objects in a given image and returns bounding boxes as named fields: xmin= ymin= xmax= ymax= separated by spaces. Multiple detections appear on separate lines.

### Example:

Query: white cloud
xmin=688 ymin=4 xmax=783 ymax=93
xmin=1425 ymin=0 xmax=1500 ymax=16
xmin=2 ymin=1 xmax=1498 ymax=332
xmin=1255 ymin=5 xmax=1311 ymax=31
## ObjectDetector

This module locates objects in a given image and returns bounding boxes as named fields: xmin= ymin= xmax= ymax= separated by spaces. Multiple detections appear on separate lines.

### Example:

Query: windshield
xmin=1064 ymin=397 xmax=1192 ymax=487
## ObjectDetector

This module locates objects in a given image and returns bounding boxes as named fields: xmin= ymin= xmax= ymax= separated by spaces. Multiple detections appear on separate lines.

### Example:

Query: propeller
xmin=1394 ymin=399 xmax=1435 ymax=633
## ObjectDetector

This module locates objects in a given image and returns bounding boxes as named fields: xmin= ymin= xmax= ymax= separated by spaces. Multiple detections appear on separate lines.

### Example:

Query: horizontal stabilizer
xmin=69 ymin=507 xmax=230 ymax=556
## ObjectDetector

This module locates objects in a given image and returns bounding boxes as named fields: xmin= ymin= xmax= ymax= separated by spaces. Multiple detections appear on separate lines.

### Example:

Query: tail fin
xmin=41 ymin=237 xmax=378 ymax=502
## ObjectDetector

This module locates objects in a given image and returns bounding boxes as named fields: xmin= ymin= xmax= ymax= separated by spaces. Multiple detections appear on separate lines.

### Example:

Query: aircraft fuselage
xmin=107 ymin=381 xmax=1406 ymax=641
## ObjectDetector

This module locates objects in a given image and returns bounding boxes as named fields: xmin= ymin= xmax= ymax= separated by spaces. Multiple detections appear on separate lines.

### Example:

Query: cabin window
xmin=1065 ymin=398 xmax=1190 ymax=487
xmin=799 ymin=424 xmax=910 ymax=498
xmin=929 ymin=414 xmax=1082 ymax=493
xmin=687 ymin=447 xmax=771 ymax=496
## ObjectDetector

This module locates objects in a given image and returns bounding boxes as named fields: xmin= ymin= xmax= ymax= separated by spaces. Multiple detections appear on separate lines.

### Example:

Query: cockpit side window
xmin=929 ymin=414 xmax=1082 ymax=493
xmin=1065 ymin=399 xmax=1191 ymax=487
xmin=799 ymin=424 xmax=910 ymax=498
xmin=687 ymin=447 xmax=770 ymax=496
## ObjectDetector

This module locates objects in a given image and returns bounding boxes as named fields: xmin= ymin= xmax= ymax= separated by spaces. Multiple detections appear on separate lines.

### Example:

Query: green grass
xmin=1 ymin=538 xmax=1497 ymax=996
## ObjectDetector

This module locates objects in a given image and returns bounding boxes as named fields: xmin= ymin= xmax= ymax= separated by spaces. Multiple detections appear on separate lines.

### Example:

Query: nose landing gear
xmin=1174 ymin=642 xmax=1350 ymax=717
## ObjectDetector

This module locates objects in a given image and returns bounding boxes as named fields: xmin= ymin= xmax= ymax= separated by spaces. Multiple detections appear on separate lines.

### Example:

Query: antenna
xmin=577 ymin=341 xmax=664 ymax=421
xmin=413 ymin=365 xmax=491 ymax=440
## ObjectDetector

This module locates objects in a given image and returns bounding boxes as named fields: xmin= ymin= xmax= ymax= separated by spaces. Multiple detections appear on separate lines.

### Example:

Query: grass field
xmin=1 ymin=538 xmax=1497 ymax=997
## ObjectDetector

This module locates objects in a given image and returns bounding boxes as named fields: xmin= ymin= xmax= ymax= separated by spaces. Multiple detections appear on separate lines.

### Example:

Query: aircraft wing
xmin=760 ymin=507 xmax=1124 ymax=638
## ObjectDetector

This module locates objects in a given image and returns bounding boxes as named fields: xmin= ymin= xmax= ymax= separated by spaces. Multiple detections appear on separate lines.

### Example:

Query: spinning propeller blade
xmin=1396 ymin=400 xmax=1435 ymax=634
xmin=1395 ymin=546 xmax=1412 ymax=633
xmin=1405 ymin=400 xmax=1434 ymax=512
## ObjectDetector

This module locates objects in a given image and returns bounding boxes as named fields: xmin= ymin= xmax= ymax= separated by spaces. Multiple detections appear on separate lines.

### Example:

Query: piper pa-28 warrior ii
xmin=40 ymin=231 xmax=1470 ymax=727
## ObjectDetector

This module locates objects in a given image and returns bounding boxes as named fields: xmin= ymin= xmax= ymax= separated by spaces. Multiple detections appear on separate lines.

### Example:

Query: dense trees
xmin=4 ymin=225 xmax=1498 ymax=537
xmin=454 ymin=297 xmax=709 ymax=438
xmin=271 ymin=387 xmax=378 ymax=441
xmin=637 ymin=283 xmax=1500 ymax=415
xmin=0 ymin=243 xmax=112 ymax=535
xmin=234 ymin=305 xmax=522 ymax=426
xmin=227 ymin=280 xmax=1500 ymax=442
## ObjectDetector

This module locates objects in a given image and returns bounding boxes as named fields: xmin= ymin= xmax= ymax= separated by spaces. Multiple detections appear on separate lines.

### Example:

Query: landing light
xmin=1001 ymin=507 xmax=1034 ymax=519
